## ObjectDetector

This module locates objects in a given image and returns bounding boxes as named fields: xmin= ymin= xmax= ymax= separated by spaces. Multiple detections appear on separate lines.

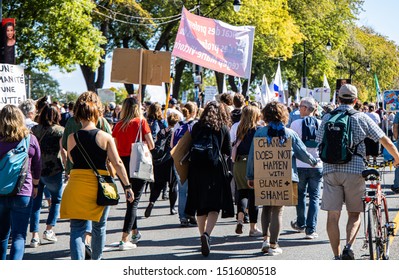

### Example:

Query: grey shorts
xmin=321 ymin=172 xmax=365 ymax=212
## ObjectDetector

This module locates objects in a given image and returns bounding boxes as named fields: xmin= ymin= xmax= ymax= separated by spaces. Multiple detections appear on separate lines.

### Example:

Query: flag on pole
xmin=295 ymin=88 xmax=300 ymax=103
xmin=237 ymin=77 xmax=242 ymax=94
xmin=260 ymin=74 xmax=272 ymax=106
xmin=272 ymin=62 xmax=285 ymax=104
xmin=222 ymin=75 xmax=227 ymax=93
xmin=374 ymin=73 xmax=382 ymax=103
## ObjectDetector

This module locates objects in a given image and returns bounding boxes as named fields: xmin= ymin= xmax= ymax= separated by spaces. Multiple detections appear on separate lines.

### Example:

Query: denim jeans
xmin=296 ymin=168 xmax=322 ymax=235
xmin=0 ymin=195 xmax=32 ymax=260
xmin=69 ymin=206 xmax=110 ymax=260
xmin=30 ymin=172 xmax=64 ymax=233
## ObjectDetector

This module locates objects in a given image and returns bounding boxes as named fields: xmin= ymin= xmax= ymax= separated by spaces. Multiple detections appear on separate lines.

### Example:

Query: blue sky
xmin=50 ymin=0 xmax=399 ymax=96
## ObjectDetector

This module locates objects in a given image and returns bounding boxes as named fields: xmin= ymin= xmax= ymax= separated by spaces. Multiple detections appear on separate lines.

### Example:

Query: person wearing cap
xmin=316 ymin=84 xmax=399 ymax=260
xmin=166 ymin=98 xmax=184 ymax=121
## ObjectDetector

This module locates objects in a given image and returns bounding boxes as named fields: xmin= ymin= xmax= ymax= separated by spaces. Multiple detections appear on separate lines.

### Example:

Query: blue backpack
xmin=0 ymin=135 xmax=30 ymax=196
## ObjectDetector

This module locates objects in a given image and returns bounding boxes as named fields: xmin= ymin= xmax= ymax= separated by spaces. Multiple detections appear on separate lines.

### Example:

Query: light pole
xmin=302 ymin=39 xmax=332 ymax=89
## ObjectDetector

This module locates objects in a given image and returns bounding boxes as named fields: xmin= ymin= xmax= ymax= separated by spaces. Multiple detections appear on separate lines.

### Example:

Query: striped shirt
xmin=316 ymin=105 xmax=385 ymax=175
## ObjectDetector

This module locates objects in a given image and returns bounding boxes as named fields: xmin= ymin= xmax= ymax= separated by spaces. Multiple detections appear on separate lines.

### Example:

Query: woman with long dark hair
xmin=29 ymin=104 xmax=66 ymax=248
xmin=185 ymin=101 xmax=233 ymax=256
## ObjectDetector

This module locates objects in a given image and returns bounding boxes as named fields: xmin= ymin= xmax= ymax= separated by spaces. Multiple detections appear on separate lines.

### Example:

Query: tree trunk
xmin=228 ymin=75 xmax=238 ymax=93
xmin=80 ymin=65 xmax=96 ymax=92
xmin=215 ymin=71 xmax=224 ymax=93
xmin=173 ymin=60 xmax=187 ymax=100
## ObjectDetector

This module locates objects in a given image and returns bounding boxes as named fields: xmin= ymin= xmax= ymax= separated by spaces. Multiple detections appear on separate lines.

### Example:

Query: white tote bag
xmin=129 ymin=118 xmax=154 ymax=182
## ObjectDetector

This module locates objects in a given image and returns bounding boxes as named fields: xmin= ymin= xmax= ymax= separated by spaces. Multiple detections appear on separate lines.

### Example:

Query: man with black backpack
xmin=316 ymin=84 xmax=399 ymax=260
xmin=290 ymin=97 xmax=322 ymax=240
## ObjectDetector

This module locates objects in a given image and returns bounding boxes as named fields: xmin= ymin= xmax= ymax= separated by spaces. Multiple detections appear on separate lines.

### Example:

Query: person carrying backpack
xmin=316 ymin=84 xmax=399 ymax=260
xmin=170 ymin=101 xmax=198 ymax=227
xmin=0 ymin=105 xmax=42 ymax=260
xmin=289 ymin=97 xmax=322 ymax=240
xmin=185 ymin=101 xmax=234 ymax=257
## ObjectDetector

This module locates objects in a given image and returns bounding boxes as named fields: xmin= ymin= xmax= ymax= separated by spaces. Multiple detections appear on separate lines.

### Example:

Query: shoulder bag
xmin=74 ymin=132 xmax=120 ymax=206
xmin=129 ymin=118 xmax=154 ymax=182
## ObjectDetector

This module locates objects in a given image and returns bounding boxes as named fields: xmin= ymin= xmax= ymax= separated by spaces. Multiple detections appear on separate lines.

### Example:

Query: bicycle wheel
xmin=380 ymin=197 xmax=390 ymax=260
xmin=367 ymin=204 xmax=378 ymax=260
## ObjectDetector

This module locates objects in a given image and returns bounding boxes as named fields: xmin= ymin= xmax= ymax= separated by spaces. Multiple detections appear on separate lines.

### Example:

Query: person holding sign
xmin=246 ymin=101 xmax=317 ymax=256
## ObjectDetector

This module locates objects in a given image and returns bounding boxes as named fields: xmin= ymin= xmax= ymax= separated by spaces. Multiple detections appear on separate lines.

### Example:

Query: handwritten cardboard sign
xmin=0 ymin=64 xmax=25 ymax=108
xmin=253 ymin=137 xmax=297 ymax=206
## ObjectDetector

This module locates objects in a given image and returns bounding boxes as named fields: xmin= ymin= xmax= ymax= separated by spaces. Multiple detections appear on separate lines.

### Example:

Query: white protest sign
xmin=204 ymin=86 xmax=217 ymax=105
xmin=0 ymin=64 xmax=26 ymax=108
xmin=97 ymin=88 xmax=116 ymax=103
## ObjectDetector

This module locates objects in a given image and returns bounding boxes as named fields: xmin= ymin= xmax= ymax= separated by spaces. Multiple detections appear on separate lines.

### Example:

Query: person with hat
xmin=316 ymin=84 xmax=399 ymax=260
xmin=166 ymin=98 xmax=184 ymax=122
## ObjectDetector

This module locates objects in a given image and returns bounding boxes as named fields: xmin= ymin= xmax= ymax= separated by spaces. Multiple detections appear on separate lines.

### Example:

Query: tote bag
xmin=129 ymin=118 xmax=154 ymax=182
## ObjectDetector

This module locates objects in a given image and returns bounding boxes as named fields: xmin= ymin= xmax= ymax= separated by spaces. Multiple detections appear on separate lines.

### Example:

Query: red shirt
xmin=112 ymin=118 xmax=151 ymax=157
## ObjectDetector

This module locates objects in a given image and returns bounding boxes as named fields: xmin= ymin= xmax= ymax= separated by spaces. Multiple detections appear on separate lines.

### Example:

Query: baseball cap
xmin=338 ymin=84 xmax=357 ymax=99
xmin=170 ymin=98 xmax=177 ymax=105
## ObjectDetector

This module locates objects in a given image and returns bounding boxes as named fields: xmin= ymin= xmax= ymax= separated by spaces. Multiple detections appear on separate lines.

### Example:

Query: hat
xmin=338 ymin=84 xmax=357 ymax=99
xmin=170 ymin=98 xmax=177 ymax=105
xmin=108 ymin=102 xmax=116 ymax=110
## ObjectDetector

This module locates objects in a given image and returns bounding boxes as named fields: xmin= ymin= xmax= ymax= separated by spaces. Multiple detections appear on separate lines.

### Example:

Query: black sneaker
xmin=144 ymin=203 xmax=154 ymax=218
xmin=188 ymin=217 xmax=197 ymax=226
xmin=341 ymin=246 xmax=354 ymax=260
xmin=391 ymin=185 xmax=399 ymax=194
xmin=201 ymin=233 xmax=210 ymax=257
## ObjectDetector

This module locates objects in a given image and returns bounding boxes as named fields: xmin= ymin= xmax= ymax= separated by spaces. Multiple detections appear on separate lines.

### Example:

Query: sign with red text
xmin=172 ymin=7 xmax=255 ymax=79
xmin=253 ymin=137 xmax=297 ymax=206
xmin=0 ymin=64 xmax=25 ymax=108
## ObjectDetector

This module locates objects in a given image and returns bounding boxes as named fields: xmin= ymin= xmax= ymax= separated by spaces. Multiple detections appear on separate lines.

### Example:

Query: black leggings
xmin=121 ymin=156 xmax=146 ymax=233
xmin=236 ymin=189 xmax=258 ymax=223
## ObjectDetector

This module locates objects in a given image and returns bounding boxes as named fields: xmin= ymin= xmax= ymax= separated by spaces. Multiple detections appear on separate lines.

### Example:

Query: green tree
xmin=28 ymin=71 xmax=61 ymax=100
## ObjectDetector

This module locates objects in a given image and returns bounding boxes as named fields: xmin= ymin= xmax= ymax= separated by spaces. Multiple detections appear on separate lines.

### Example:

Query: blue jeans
xmin=296 ymin=168 xmax=322 ymax=235
xmin=0 ymin=195 xmax=32 ymax=260
xmin=175 ymin=167 xmax=188 ymax=221
xmin=30 ymin=172 xmax=63 ymax=233
xmin=70 ymin=206 xmax=110 ymax=260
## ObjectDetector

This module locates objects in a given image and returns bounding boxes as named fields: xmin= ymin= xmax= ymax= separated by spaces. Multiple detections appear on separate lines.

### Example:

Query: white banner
xmin=0 ymin=64 xmax=25 ymax=108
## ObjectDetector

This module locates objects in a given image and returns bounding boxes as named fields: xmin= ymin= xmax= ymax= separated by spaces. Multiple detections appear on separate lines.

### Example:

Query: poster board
xmin=383 ymin=90 xmax=399 ymax=112
xmin=97 ymin=88 xmax=115 ymax=103
xmin=170 ymin=131 xmax=192 ymax=183
xmin=0 ymin=64 xmax=25 ymax=108
xmin=111 ymin=48 xmax=171 ymax=86
xmin=203 ymin=86 xmax=217 ymax=105
xmin=253 ymin=137 xmax=296 ymax=206
xmin=313 ymin=87 xmax=331 ymax=103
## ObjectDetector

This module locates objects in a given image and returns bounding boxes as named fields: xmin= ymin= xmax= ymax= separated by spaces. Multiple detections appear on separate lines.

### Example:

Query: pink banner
xmin=172 ymin=7 xmax=255 ymax=79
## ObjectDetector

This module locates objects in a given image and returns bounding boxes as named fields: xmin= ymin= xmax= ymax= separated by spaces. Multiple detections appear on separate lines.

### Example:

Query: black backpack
xmin=301 ymin=116 xmax=319 ymax=148
xmin=151 ymin=128 xmax=172 ymax=166
xmin=189 ymin=126 xmax=219 ymax=166
xmin=318 ymin=108 xmax=361 ymax=164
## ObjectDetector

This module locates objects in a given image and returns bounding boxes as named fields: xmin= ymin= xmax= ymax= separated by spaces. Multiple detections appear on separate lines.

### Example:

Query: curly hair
xmin=236 ymin=105 xmax=261 ymax=141
xmin=0 ymin=105 xmax=29 ymax=142
xmin=198 ymin=101 xmax=230 ymax=131
xmin=261 ymin=101 xmax=289 ymax=125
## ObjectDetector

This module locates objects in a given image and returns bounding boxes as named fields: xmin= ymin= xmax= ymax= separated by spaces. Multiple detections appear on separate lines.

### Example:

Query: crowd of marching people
xmin=2 ymin=85 xmax=399 ymax=260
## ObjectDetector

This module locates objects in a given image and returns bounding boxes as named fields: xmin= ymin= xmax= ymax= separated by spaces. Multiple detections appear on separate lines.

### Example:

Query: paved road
xmin=21 ymin=163 xmax=399 ymax=260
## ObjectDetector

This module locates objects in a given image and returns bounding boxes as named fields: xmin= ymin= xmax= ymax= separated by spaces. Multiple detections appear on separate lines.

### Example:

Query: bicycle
xmin=361 ymin=167 xmax=396 ymax=260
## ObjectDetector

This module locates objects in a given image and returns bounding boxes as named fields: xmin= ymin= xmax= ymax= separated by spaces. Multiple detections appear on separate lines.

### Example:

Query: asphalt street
xmin=20 ymin=161 xmax=399 ymax=261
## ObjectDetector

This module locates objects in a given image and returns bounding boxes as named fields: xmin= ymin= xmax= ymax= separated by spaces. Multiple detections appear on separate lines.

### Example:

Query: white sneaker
xmin=268 ymin=246 xmax=283 ymax=256
xmin=261 ymin=240 xmax=270 ymax=253
xmin=249 ymin=229 xmax=263 ymax=237
xmin=119 ymin=241 xmax=137 ymax=251
xmin=305 ymin=232 xmax=319 ymax=239
xmin=30 ymin=238 xmax=41 ymax=248
xmin=131 ymin=232 xmax=142 ymax=244
xmin=43 ymin=230 xmax=57 ymax=242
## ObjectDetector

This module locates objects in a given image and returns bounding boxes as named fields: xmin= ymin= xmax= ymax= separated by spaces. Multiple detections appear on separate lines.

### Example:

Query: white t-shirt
xmin=366 ymin=111 xmax=381 ymax=125
xmin=230 ymin=121 xmax=239 ymax=143
xmin=290 ymin=117 xmax=323 ymax=168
